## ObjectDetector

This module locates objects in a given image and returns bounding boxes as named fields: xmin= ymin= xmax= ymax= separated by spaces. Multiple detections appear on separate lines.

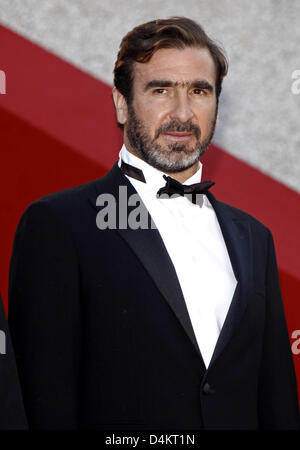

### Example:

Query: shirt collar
xmin=118 ymin=144 xmax=203 ymax=194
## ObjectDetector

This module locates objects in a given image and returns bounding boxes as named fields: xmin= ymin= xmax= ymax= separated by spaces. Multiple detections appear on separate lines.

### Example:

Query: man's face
xmin=115 ymin=46 xmax=218 ymax=173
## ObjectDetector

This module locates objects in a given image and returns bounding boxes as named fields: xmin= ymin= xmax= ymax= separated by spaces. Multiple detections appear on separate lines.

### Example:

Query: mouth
xmin=162 ymin=132 xmax=194 ymax=142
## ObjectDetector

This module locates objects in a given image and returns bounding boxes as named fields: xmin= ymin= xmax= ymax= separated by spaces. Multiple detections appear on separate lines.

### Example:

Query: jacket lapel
xmin=206 ymin=192 xmax=253 ymax=369
xmin=89 ymin=163 xmax=204 ymax=362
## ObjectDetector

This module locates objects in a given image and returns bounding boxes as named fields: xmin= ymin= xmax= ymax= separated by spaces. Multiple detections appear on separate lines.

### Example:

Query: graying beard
xmin=126 ymin=104 xmax=216 ymax=173
xmin=143 ymin=145 xmax=203 ymax=173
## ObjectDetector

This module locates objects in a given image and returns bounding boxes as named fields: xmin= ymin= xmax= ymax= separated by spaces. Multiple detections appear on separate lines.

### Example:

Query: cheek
xmin=135 ymin=102 xmax=167 ymax=131
xmin=196 ymin=104 xmax=216 ymax=129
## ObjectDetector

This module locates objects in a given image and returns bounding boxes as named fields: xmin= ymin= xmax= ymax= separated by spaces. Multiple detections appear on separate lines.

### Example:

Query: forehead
xmin=133 ymin=47 xmax=216 ymax=88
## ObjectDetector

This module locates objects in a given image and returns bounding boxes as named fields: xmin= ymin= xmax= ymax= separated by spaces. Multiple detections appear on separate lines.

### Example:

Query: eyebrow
xmin=143 ymin=79 xmax=214 ymax=92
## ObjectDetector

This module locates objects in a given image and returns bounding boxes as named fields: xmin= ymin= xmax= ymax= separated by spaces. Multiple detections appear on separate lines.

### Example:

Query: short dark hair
xmin=113 ymin=17 xmax=228 ymax=115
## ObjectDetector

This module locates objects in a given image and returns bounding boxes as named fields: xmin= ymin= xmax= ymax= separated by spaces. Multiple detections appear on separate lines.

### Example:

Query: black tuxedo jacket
xmin=8 ymin=162 xmax=299 ymax=429
xmin=0 ymin=293 xmax=27 ymax=429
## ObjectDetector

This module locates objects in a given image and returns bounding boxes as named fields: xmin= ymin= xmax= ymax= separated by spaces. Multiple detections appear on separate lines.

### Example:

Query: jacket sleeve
xmin=0 ymin=293 xmax=27 ymax=429
xmin=257 ymin=229 xmax=300 ymax=429
xmin=8 ymin=200 xmax=82 ymax=429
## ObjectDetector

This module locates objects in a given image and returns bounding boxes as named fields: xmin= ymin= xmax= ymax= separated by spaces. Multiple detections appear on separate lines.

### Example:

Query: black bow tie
xmin=157 ymin=175 xmax=215 ymax=199
xmin=121 ymin=160 xmax=215 ymax=204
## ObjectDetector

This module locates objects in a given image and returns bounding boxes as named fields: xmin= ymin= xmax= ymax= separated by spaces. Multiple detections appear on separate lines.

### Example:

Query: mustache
xmin=154 ymin=121 xmax=201 ymax=140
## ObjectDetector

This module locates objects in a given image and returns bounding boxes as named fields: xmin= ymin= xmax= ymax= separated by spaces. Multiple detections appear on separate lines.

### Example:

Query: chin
xmin=150 ymin=153 xmax=200 ymax=173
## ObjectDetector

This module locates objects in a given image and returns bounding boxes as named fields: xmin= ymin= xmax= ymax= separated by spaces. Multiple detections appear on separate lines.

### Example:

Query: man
xmin=8 ymin=17 xmax=299 ymax=429
xmin=0 ymin=293 xmax=27 ymax=429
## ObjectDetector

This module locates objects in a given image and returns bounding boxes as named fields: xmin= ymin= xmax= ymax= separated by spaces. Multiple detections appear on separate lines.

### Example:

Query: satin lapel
xmin=206 ymin=192 xmax=253 ymax=369
xmin=89 ymin=163 xmax=203 ymax=361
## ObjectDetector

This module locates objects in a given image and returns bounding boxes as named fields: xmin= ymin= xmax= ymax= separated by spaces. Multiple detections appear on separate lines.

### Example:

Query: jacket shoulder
xmin=14 ymin=179 xmax=102 ymax=237
xmin=30 ymin=178 xmax=99 ymax=208
xmin=23 ymin=163 xmax=120 ymax=216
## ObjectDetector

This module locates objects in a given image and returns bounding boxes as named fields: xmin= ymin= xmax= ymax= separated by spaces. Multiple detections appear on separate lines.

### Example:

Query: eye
xmin=153 ymin=88 xmax=168 ymax=95
xmin=192 ymin=88 xmax=205 ymax=95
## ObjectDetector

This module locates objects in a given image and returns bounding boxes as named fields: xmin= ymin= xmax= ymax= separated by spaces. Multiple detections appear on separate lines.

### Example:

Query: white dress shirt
xmin=118 ymin=144 xmax=237 ymax=368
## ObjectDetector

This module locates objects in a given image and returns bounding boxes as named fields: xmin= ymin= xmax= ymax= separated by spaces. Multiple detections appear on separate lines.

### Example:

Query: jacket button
xmin=203 ymin=383 xmax=215 ymax=395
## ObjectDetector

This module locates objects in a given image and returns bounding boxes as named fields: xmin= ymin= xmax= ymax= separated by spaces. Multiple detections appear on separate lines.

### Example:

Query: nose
xmin=169 ymin=92 xmax=194 ymax=123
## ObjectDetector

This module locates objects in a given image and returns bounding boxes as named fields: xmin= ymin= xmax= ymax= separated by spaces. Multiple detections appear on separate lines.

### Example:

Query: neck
xmin=164 ymin=163 xmax=200 ymax=183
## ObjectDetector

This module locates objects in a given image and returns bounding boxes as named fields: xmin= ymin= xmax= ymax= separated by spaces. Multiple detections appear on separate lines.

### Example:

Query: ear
xmin=112 ymin=87 xmax=128 ymax=125
xmin=216 ymin=113 xmax=219 ymax=126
